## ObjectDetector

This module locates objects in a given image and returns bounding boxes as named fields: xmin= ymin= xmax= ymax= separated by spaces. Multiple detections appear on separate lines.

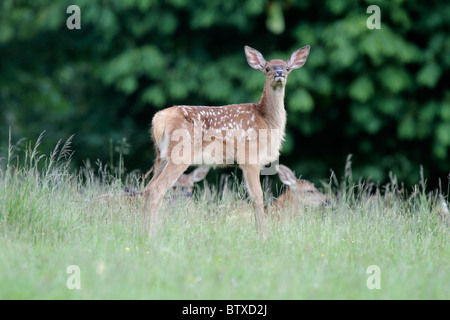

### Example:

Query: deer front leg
xmin=241 ymin=164 xmax=268 ymax=238
xmin=143 ymin=161 xmax=189 ymax=236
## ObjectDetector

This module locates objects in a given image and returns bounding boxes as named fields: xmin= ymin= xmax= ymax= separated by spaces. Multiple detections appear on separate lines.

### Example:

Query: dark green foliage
xmin=0 ymin=0 xmax=449 ymax=189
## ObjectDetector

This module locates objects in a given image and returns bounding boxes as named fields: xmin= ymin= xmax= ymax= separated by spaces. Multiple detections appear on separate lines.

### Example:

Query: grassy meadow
xmin=0 ymin=135 xmax=449 ymax=300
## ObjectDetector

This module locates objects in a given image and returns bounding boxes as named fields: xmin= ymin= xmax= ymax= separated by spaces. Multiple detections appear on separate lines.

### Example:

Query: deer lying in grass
xmin=143 ymin=45 xmax=311 ymax=236
xmin=92 ymin=166 xmax=210 ymax=206
xmin=270 ymin=164 xmax=331 ymax=213
xmin=168 ymin=166 xmax=210 ymax=200
xmin=214 ymin=165 xmax=330 ymax=221
xmin=125 ymin=166 xmax=210 ymax=200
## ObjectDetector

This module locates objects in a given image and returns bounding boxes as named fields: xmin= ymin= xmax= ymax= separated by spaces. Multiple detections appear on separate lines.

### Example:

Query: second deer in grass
xmin=143 ymin=45 xmax=311 ymax=236
xmin=272 ymin=165 xmax=331 ymax=212
xmin=170 ymin=166 xmax=210 ymax=199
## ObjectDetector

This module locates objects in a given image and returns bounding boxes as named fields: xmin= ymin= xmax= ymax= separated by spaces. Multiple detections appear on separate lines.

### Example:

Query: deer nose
xmin=275 ymin=70 xmax=285 ymax=78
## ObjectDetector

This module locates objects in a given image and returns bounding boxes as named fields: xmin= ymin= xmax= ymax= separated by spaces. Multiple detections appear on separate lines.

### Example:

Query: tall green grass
xmin=0 ymin=134 xmax=448 ymax=299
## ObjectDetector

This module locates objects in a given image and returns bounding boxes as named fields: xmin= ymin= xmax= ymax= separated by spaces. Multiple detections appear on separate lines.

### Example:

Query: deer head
xmin=276 ymin=164 xmax=330 ymax=208
xmin=171 ymin=166 xmax=210 ymax=198
xmin=245 ymin=45 xmax=310 ymax=88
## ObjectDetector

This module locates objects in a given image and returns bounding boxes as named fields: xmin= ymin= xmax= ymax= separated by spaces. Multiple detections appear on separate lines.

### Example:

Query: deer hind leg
xmin=149 ymin=156 xmax=168 ymax=186
xmin=143 ymin=161 xmax=189 ymax=235
xmin=147 ymin=133 xmax=169 ymax=184
xmin=241 ymin=164 xmax=268 ymax=238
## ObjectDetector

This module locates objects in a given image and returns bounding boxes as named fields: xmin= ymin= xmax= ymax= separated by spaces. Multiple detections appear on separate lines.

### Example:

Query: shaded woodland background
xmin=1 ymin=0 xmax=449 ymax=191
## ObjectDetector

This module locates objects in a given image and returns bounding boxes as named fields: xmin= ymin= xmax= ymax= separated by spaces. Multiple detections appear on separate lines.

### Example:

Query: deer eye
xmin=286 ymin=67 xmax=290 ymax=72
xmin=265 ymin=67 xmax=270 ymax=72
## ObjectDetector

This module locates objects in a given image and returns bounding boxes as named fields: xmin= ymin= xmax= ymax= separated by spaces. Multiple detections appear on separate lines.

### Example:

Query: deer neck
xmin=258 ymin=80 xmax=287 ymax=131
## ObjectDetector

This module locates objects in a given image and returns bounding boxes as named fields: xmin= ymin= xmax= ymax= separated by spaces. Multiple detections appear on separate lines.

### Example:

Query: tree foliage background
xmin=1 ymin=0 xmax=449 ymax=190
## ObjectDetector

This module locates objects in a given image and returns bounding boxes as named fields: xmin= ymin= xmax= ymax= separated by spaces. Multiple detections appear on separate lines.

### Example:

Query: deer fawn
xmin=170 ymin=166 xmax=210 ymax=199
xmin=121 ymin=166 xmax=210 ymax=200
xmin=143 ymin=45 xmax=311 ymax=236
xmin=272 ymin=164 xmax=330 ymax=212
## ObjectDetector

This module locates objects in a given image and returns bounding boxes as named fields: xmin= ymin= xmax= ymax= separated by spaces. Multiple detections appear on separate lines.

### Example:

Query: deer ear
xmin=245 ymin=46 xmax=267 ymax=70
xmin=287 ymin=45 xmax=310 ymax=70
xmin=190 ymin=166 xmax=210 ymax=182
xmin=277 ymin=165 xmax=298 ymax=187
